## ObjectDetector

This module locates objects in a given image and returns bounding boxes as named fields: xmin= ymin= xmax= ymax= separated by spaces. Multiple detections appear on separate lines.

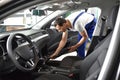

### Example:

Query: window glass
xmin=0 ymin=7 xmax=53 ymax=33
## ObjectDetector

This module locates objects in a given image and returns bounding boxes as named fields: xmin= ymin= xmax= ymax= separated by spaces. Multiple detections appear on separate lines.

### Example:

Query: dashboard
xmin=0 ymin=29 xmax=49 ymax=74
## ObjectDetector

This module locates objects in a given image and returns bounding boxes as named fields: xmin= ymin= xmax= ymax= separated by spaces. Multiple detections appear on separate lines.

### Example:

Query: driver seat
xmin=36 ymin=31 xmax=112 ymax=80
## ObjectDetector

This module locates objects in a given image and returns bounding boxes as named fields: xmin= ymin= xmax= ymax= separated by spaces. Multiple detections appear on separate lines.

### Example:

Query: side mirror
xmin=32 ymin=9 xmax=45 ymax=16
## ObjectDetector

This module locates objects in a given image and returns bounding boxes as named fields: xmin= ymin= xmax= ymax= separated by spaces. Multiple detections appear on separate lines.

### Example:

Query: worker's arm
xmin=50 ymin=30 xmax=68 ymax=59
xmin=68 ymin=30 xmax=88 ymax=52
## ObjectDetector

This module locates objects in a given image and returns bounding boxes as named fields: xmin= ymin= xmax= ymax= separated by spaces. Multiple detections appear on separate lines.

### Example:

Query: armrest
xmin=51 ymin=67 xmax=80 ymax=76
xmin=52 ymin=67 xmax=70 ymax=73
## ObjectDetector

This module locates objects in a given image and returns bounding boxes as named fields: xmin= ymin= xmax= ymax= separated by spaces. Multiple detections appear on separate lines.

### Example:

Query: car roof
xmin=0 ymin=0 xmax=118 ymax=21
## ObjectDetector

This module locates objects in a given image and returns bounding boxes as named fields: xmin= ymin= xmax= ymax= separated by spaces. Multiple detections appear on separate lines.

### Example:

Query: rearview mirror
xmin=32 ymin=9 xmax=45 ymax=16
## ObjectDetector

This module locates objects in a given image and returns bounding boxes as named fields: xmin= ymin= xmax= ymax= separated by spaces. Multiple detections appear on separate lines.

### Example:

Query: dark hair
xmin=54 ymin=17 xmax=66 ymax=27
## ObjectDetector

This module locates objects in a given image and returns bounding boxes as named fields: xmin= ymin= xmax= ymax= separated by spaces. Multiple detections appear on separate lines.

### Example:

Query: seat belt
xmin=99 ymin=16 xmax=106 ymax=41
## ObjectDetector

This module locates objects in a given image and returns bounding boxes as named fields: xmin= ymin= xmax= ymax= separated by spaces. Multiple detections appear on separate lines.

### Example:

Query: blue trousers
xmin=77 ymin=18 xmax=97 ymax=58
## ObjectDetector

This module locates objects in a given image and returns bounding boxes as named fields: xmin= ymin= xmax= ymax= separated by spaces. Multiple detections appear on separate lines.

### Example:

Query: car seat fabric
xmin=36 ymin=31 xmax=112 ymax=80
xmin=46 ymin=28 xmax=62 ymax=55
xmin=36 ymin=74 xmax=71 ymax=80
xmin=73 ymin=31 xmax=112 ymax=80
xmin=60 ymin=56 xmax=84 ymax=68
xmin=46 ymin=28 xmax=62 ymax=47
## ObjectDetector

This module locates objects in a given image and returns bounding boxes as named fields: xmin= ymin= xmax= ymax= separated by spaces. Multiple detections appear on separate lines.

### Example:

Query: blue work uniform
xmin=66 ymin=11 xmax=97 ymax=58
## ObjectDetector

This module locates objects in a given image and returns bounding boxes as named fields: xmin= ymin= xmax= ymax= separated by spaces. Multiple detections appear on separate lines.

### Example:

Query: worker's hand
xmin=50 ymin=53 xmax=57 ymax=59
xmin=68 ymin=46 xmax=77 ymax=52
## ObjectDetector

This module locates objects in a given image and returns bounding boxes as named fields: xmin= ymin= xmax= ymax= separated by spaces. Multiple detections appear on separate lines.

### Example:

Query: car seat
xmin=46 ymin=28 xmax=62 ymax=55
xmin=46 ymin=28 xmax=78 ymax=56
xmin=35 ymin=30 xmax=112 ymax=80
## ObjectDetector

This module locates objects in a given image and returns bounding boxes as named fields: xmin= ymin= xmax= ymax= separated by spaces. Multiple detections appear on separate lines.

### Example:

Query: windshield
xmin=0 ymin=7 xmax=54 ymax=33
xmin=0 ymin=0 xmax=101 ymax=33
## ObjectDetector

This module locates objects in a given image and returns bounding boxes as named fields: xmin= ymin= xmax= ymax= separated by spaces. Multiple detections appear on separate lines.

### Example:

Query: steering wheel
xmin=6 ymin=33 xmax=39 ymax=71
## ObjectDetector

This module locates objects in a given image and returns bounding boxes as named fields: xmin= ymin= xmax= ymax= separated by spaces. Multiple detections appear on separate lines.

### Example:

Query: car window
xmin=0 ymin=4 xmax=101 ymax=34
xmin=0 ymin=7 xmax=53 ymax=33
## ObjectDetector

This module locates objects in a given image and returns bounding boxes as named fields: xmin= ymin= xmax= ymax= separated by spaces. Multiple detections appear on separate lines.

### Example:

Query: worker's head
xmin=54 ymin=18 xmax=71 ymax=32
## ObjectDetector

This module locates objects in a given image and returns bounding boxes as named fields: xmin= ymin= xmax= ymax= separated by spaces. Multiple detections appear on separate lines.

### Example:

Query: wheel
xmin=7 ymin=33 xmax=39 ymax=71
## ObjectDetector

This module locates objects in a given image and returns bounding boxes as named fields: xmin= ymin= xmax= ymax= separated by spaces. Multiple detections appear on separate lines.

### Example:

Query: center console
xmin=37 ymin=65 xmax=80 ymax=77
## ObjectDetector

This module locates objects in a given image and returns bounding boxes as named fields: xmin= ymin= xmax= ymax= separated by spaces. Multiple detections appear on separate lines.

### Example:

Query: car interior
xmin=0 ymin=0 xmax=120 ymax=80
xmin=37 ymin=31 xmax=112 ymax=80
